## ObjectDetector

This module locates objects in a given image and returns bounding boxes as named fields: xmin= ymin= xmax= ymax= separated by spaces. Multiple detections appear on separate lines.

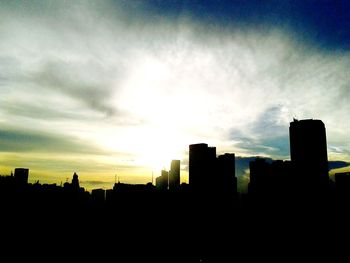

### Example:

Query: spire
xmin=72 ymin=172 xmax=80 ymax=189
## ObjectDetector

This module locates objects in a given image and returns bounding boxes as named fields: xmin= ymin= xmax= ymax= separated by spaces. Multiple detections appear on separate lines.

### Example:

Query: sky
xmin=1 ymin=0 xmax=350 ymax=191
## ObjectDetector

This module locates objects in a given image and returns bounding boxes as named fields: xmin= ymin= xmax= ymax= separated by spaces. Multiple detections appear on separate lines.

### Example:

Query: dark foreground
xmin=1 ymin=188 xmax=350 ymax=262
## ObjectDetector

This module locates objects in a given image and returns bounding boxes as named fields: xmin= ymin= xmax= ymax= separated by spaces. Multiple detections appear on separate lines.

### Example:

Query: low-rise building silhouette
xmin=92 ymin=188 xmax=106 ymax=203
xmin=14 ymin=168 xmax=29 ymax=185
xmin=249 ymin=159 xmax=295 ymax=197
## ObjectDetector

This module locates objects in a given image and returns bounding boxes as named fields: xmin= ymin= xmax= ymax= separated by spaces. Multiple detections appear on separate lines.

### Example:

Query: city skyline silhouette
xmin=1 ymin=118 xmax=349 ymax=193
xmin=1 ymin=117 xmax=350 ymax=261
xmin=2 ymin=117 xmax=347 ymax=191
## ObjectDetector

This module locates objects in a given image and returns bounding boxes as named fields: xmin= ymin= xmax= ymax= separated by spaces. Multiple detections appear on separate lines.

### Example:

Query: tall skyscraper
xmin=189 ymin=143 xmax=216 ymax=192
xmin=169 ymin=160 xmax=180 ymax=190
xmin=289 ymin=119 xmax=329 ymax=192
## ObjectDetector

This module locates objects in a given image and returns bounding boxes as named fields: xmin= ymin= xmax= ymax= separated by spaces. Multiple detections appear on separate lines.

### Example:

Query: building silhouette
xmin=156 ymin=170 xmax=169 ymax=190
xmin=248 ymin=159 xmax=295 ymax=198
xmin=249 ymin=158 xmax=270 ymax=195
xmin=189 ymin=143 xmax=216 ymax=193
xmin=169 ymin=160 xmax=180 ymax=190
xmin=217 ymin=154 xmax=237 ymax=196
xmin=91 ymin=188 xmax=106 ymax=203
xmin=113 ymin=181 xmax=155 ymax=193
xmin=289 ymin=119 xmax=329 ymax=193
xmin=335 ymin=172 xmax=350 ymax=196
xmin=14 ymin=168 xmax=29 ymax=185
xmin=71 ymin=172 xmax=80 ymax=190
xmin=106 ymin=189 xmax=114 ymax=203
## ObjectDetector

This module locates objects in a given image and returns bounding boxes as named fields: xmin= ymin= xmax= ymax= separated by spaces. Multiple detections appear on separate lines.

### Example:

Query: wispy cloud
xmin=0 ymin=126 xmax=108 ymax=154
xmin=31 ymin=61 xmax=118 ymax=116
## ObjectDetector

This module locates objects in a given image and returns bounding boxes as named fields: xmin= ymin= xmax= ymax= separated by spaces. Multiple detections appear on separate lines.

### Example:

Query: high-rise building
xmin=217 ymin=154 xmax=237 ymax=196
xmin=289 ymin=119 xmax=329 ymax=192
xmin=14 ymin=168 xmax=29 ymax=185
xmin=169 ymin=160 xmax=180 ymax=190
xmin=156 ymin=170 xmax=169 ymax=190
xmin=189 ymin=143 xmax=216 ymax=192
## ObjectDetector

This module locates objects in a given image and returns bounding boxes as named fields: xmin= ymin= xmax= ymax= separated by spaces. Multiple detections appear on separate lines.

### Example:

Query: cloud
xmin=1 ymin=101 xmax=82 ymax=121
xmin=0 ymin=1 xmax=131 ymax=119
xmin=329 ymin=161 xmax=350 ymax=171
xmin=230 ymin=106 xmax=290 ymax=157
xmin=80 ymin=180 xmax=108 ymax=186
xmin=31 ymin=61 xmax=119 ymax=116
xmin=0 ymin=56 xmax=22 ymax=85
xmin=0 ymin=126 xmax=107 ymax=155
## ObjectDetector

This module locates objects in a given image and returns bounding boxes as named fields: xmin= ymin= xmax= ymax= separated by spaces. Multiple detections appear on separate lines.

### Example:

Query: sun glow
xmin=105 ymin=55 xmax=196 ymax=171
xmin=101 ymin=52 xmax=228 ymax=173
xmin=126 ymin=126 xmax=187 ymax=171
